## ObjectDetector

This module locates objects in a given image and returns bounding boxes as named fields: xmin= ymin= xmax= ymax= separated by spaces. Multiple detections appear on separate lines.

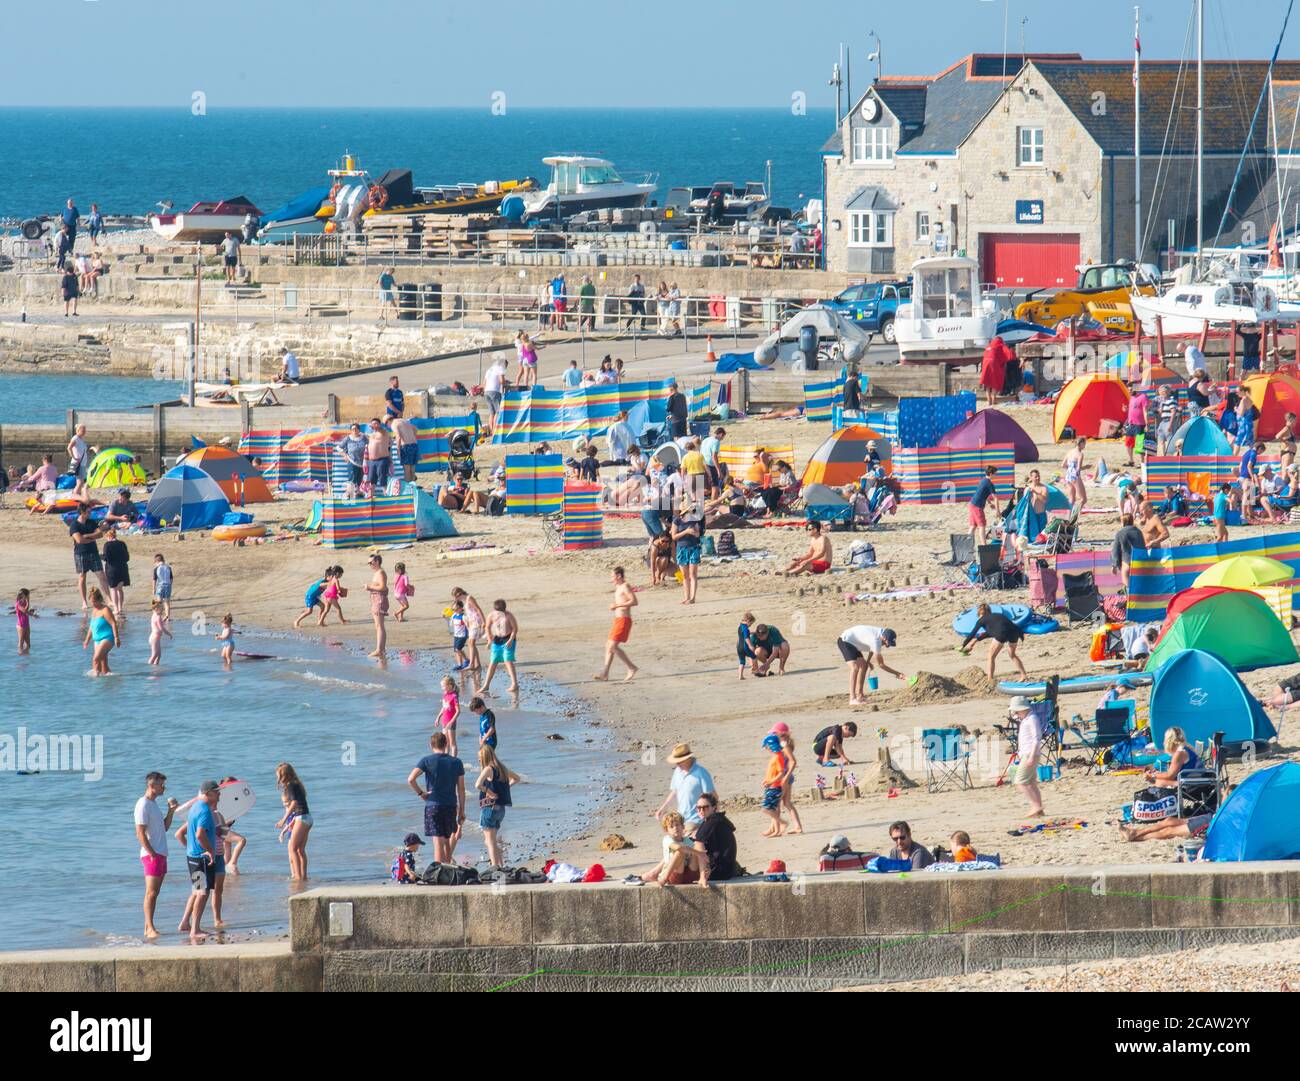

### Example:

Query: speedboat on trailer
xmin=150 ymin=196 xmax=262 ymax=242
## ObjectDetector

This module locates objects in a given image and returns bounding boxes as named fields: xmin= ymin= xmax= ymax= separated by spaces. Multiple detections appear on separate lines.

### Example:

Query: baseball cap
xmin=881 ymin=628 xmax=898 ymax=647
xmin=769 ymin=721 xmax=791 ymax=735
xmin=200 ymin=779 xmax=220 ymax=794
xmin=761 ymin=733 xmax=782 ymax=753
xmin=403 ymin=833 xmax=424 ymax=847
xmin=827 ymin=834 xmax=851 ymax=852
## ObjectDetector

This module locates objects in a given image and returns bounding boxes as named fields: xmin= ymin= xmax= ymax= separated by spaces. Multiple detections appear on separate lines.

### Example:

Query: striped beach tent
xmin=320 ymin=493 xmax=417 ymax=549
xmin=561 ymin=481 xmax=603 ymax=550
xmin=413 ymin=413 xmax=480 ymax=472
xmin=801 ymin=425 xmax=891 ymax=488
xmin=1127 ymin=528 xmax=1300 ymax=622
xmin=893 ymin=444 xmax=1016 ymax=504
xmin=145 ymin=464 xmax=231 ymax=530
xmin=505 ymin=454 xmax=564 ymax=514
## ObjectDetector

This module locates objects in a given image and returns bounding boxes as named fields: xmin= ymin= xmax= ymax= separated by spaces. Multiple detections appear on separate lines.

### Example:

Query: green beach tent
xmin=1145 ymin=586 xmax=1299 ymax=673
xmin=86 ymin=447 xmax=147 ymax=489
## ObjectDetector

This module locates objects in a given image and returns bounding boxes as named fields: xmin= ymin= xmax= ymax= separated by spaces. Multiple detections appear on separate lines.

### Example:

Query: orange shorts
xmin=809 ymin=559 xmax=831 ymax=574
xmin=609 ymin=616 xmax=632 ymax=643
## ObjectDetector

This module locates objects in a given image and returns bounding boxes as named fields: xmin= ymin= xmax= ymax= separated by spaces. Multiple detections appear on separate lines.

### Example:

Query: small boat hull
xmin=150 ymin=214 xmax=250 ymax=241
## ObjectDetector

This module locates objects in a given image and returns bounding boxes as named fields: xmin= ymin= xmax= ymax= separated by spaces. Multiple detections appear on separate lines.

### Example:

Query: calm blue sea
xmin=1 ymin=107 xmax=834 ymax=222
xmin=0 ymin=373 xmax=185 ymax=425
xmin=0 ymin=612 xmax=613 ymax=950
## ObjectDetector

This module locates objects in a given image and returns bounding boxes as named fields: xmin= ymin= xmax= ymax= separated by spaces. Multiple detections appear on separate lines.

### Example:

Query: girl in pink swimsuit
xmin=438 ymin=675 xmax=461 ymax=758
xmin=15 ymin=588 xmax=33 ymax=654
xmin=148 ymin=599 xmax=172 ymax=665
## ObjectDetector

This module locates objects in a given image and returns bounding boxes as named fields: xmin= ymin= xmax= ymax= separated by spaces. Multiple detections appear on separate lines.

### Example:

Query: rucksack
xmin=847 ymin=540 xmax=876 ymax=568
xmin=715 ymin=529 xmax=739 ymax=558
xmin=419 ymin=862 xmax=480 ymax=886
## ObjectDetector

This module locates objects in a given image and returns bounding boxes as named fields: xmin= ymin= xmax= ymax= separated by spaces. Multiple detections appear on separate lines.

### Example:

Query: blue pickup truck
xmin=821 ymin=280 xmax=911 ymax=344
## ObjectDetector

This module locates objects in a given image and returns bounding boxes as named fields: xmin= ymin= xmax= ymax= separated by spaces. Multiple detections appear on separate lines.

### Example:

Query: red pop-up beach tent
xmin=938 ymin=408 xmax=1038 ymax=462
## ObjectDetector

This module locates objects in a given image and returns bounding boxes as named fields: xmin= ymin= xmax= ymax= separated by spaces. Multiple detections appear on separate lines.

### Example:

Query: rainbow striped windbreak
xmin=893 ymin=444 xmax=1016 ymax=504
xmin=562 ymin=482 xmax=603 ymax=549
xmin=491 ymin=380 xmax=708 ymax=444
xmin=505 ymin=454 xmax=564 ymax=515
xmin=804 ymin=375 xmax=845 ymax=423
xmin=1127 ymin=529 xmax=1300 ymax=622
xmin=1143 ymin=454 xmax=1280 ymax=497
xmin=413 ymin=413 xmax=480 ymax=472
xmin=319 ymin=493 xmax=418 ymax=549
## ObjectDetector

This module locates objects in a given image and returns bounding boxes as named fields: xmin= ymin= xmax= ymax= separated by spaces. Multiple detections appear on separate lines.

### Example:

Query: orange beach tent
xmin=1052 ymin=374 xmax=1130 ymax=441
xmin=177 ymin=446 xmax=274 ymax=504
xmin=1240 ymin=372 xmax=1300 ymax=437
xmin=800 ymin=425 xmax=892 ymax=487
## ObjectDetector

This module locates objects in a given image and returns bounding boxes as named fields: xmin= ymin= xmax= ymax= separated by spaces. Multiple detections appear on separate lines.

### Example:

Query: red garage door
xmin=981 ymin=233 xmax=1080 ymax=288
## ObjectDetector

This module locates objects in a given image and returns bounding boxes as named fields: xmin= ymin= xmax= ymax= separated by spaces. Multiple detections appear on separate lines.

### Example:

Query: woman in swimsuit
xmin=1062 ymin=436 xmax=1087 ymax=512
xmin=365 ymin=554 xmax=389 ymax=658
xmin=148 ymin=598 xmax=172 ymax=665
xmin=82 ymin=588 xmax=119 ymax=676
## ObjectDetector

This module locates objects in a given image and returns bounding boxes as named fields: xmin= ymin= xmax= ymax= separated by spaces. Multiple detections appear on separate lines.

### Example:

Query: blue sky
xmin=2 ymin=0 xmax=1294 ymax=107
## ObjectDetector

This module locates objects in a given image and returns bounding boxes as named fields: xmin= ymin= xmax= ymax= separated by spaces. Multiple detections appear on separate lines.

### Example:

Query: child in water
xmin=449 ymin=600 xmax=469 ymax=670
xmin=438 ymin=674 xmax=461 ymax=758
xmin=15 ymin=588 xmax=34 ymax=654
xmin=215 ymin=613 xmax=235 ymax=668
xmin=148 ymin=599 xmax=172 ymax=665
xmin=319 ymin=566 xmax=347 ymax=626
xmin=393 ymin=562 xmax=413 ymax=622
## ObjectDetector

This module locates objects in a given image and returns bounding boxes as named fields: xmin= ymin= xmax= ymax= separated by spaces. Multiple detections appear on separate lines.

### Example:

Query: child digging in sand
xmin=393 ymin=562 xmax=413 ymax=622
xmin=760 ymin=732 xmax=791 ymax=837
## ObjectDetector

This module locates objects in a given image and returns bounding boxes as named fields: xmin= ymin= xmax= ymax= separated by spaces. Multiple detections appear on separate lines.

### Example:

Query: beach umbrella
xmin=283 ymin=426 xmax=349 ymax=451
xmin=1192 ymin=555 xmax=1294 ymax=590
xmin=145 ymin=464 xmax=231 ymax=530
xmin=177 ymin=445 xmax=274 ymax=504
xmin=86 ymin=447 xmax=147 ymax=489
xmin=1142 ymin=364 xmax=1184 ymax=390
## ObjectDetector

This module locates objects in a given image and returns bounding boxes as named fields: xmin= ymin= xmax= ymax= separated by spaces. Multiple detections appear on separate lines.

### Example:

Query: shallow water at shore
xmin=0 ymin=372 xmax=185 ymax=425
xmin=0 ymin=612 xmax=613 ymax=950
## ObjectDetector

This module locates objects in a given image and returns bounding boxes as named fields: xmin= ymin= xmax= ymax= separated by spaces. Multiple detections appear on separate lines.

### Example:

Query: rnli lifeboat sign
xmin=1015 ymin=199 xmax=1044 ymax=225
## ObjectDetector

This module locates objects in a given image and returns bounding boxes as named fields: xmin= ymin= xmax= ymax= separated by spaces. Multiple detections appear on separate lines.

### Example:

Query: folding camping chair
xmin=1178 ymin=731 xmax=1227 ymax=818
xmin=922 ymin=728 xmax=973 ymax=793
xmin=542 ymin=511 xmax=564 ymax=549
xmin=976 ymin=543 xmax=1015 ymax=589
xmin=1062 ymin=570 xmax=1101 ymax=623
xmin=941 ymin=533 xmax=976 ymax=568
xmin=1068 ymin=707 xmax=1132 ymax=774
xmin=1042 ymin=508 xmax=1079 ymax=555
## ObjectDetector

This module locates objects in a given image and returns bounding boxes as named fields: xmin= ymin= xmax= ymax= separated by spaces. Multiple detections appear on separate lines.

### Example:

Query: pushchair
xmin=447 ymin=427 xmax=478 ymax=480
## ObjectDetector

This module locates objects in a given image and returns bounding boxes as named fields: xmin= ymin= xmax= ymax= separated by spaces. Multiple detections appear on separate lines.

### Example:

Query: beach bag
xmin=419 ymin=862 xmax=480 ymax=886
xmin=1132 ymin=786 xmax=1177 ymax=822
xmin=715 ymin=529 xmax=739 ymax=558
xmin=1101 ymin=594 xmax=1127 ymax=622
xmin=222 ymin=511 xmax=254 ymax=526
xmin=488 ymin=493 xmax=506 ymax=516
xmin=866 ymin=856 xmax=914 ymax=874
xmin=847 ymin=541 xmax=876 ymax=569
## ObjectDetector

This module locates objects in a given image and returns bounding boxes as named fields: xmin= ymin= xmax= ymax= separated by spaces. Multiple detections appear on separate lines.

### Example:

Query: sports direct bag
xmin=1132 ymin=786 xmax=1177 ymax=822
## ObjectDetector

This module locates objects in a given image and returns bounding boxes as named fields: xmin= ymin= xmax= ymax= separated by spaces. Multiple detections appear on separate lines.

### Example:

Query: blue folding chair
xmin=923 ymin=727 xmax=973 ymax=793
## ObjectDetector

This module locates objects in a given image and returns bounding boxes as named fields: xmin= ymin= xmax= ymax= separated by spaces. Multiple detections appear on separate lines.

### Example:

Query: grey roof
xmin=1034 ymin=60 xmax=1300 ymax=155
xmin=843 ymin=186 xmax=898 ymax=211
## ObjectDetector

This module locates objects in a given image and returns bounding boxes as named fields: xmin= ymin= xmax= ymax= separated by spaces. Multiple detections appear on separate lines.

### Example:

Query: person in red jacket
xmin=980 ymin=336 xmax=1014 ymax=406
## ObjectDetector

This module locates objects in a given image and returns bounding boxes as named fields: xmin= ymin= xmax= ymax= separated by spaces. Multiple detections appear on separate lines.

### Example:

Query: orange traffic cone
xmin=705 ymin=335 xmax=717 ymax=363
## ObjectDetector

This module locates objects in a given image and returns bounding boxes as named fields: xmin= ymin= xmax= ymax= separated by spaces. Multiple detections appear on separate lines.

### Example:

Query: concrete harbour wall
xmin=1 ymin=863 xmax=1298 ymax=992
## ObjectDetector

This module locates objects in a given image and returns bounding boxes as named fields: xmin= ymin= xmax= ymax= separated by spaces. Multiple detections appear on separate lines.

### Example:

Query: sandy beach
xmin=7 ymin=398 xmax=1298 ymax=896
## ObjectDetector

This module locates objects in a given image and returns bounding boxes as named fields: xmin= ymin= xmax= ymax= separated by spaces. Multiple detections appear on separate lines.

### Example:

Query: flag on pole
xmin=1133 ymin=9 xmax=1141 ymax=86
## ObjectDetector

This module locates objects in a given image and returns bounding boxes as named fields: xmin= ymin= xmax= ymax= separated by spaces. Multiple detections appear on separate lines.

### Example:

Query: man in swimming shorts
xmin=366 ymin=417 xmax=391 ymax=492
xmin=134 ymin=771 xmax=179 ymax=940
xmin=595 ymin=566 xmax=638 ymax=682
xmin=477 ymin=599 xmax=519 ymax=699
xmin=782 ymin=520 xmax=833 ymax=576
xmin=184 ymin=780 xmax=221 ymax=944
xmin=1118 ymin=814 xmax=1212 ymax=843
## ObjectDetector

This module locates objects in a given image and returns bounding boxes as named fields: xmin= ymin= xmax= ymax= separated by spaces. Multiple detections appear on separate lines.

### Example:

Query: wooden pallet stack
xmin=420 ymin=214 xmax=491 ymax=258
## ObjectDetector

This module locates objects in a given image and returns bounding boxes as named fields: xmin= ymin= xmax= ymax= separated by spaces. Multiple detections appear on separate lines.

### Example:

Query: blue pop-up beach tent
xmin=1169 ymin=414 xmax=1232 ymax=456
xmin=1202 ymin=762 xmax=1300 ymax=861
xmin=1148 ymin=648 xmax=1277 ymax=752
xmin=145 ymin=464 xmax=231 ymax=529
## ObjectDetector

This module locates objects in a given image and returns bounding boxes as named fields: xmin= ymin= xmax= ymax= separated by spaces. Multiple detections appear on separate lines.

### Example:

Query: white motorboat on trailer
xmin=893 ymin=256 xmax=997 ymax=366
xmin=518 ymin=156 xmax=657 ymax=221
xmin=1129 ymin=278 xmax=1280 ymax=335
xmin=150 ymin=196 xmax=261 ymax=242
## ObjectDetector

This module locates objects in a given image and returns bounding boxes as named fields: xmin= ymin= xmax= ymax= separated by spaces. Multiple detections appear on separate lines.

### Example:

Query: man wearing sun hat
xmin=654 ymin=743 xmax=715 ymax=828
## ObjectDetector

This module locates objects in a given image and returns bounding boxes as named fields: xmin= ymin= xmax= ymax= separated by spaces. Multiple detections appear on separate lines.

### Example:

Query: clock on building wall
xmin=860 ymin=97 xmax=880 ymax=122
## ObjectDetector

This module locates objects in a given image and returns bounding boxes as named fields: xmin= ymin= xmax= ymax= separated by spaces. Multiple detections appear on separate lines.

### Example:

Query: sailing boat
xmin=1128 ymin=0 xmax=1284 ymax=334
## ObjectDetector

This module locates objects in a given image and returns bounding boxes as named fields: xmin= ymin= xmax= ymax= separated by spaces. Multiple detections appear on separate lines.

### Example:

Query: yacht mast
xmin=1135 ymin=5 xmax=1142 ymax=262
xmin=1196 ymin=0 xmax=1204 ymax=267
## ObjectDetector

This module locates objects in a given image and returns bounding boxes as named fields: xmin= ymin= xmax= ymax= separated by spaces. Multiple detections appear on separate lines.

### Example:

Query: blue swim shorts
xmin=676 ymin=544 xmax=701 ymax=566
xmin=490 ymin=640 xmax=516 ymax=664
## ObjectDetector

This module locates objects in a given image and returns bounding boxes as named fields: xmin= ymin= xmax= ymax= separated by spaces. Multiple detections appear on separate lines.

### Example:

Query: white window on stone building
xmin=1018 ymin=126 xmax=1044 ymax=166
xmin=916 ymin=211 xmax=930 ymax=240
xmin=852 ymin=126 xmax=893 ymax=163
xmin=849 ymin=210 xmax=894 ymax=247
